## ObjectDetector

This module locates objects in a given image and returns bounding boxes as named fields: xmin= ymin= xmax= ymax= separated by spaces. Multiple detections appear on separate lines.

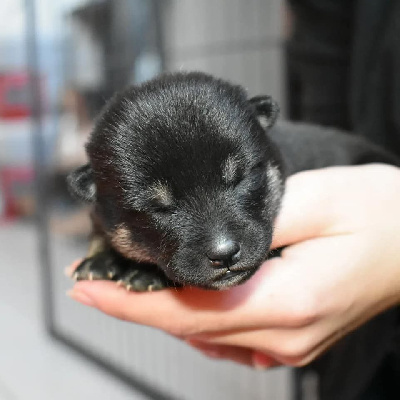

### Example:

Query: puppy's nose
xmin=207 ymin=239 xmax=241 ymax=267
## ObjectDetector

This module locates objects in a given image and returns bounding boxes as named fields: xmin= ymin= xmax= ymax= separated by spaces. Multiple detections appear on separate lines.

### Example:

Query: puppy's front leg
xmin=116 ymin=261 xmax=177 ymax=292
xmin=73 ymin=236 xmax=176 ymax=291
xmin=73 ymin=235 xmax=122 ymax=281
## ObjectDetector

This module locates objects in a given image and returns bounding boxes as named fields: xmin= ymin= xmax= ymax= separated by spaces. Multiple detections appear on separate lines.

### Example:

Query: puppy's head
xmin=68 ymin=72 xmax=284 ymax=289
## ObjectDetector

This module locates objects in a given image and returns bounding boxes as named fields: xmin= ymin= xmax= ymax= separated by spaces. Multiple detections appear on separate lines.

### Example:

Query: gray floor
xmin=0 ymin=221 xmax=147 ymax=400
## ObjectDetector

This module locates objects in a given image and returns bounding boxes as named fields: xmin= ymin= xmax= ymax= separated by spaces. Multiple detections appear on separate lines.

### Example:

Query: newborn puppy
xmin=68 ymin=72 xmax=398 ymax=291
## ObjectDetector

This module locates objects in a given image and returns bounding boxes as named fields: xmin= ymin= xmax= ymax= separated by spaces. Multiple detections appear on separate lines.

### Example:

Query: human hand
xmin=67 ymin=164 xmax=400 ymax=369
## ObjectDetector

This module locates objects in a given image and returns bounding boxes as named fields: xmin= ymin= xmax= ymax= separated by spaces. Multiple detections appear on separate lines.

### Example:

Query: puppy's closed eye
xmin=223 ymin=155 xmax=265 ymax=188
xmin=238 ymin=162 xmax=265 ymax=192
xmin=249 ymin=161 xmax=264 ymax=175
xmin=222 ymin=155 xmax=244 ymax=186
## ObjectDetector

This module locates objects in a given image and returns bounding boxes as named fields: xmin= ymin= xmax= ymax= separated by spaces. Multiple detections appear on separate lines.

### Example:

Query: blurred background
xmin=0 ymin=1 xmax=293 ymax=399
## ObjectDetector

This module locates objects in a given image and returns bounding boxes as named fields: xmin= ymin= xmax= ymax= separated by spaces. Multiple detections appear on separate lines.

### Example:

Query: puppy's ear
xmin=249 ymin=95 xmax=280 ymax=129
xmin=67 ymin=163 xmax=96 ymax=203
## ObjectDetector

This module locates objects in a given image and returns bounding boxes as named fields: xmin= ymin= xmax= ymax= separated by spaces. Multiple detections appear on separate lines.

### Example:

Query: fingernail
xmin=253 ymin=352 xmax=273 ymax=370
xmin=67 ymin=289 xmax=95 ymax=307
xmin=202 ymin=349 xmax=221 ymax=359
xmin=254 ymin=361 xmax=269 ymax=370
xmin=186 ymin=339 xmax=222 ymax=359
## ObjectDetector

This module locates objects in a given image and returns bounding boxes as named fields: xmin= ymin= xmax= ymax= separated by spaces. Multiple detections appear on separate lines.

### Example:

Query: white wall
xmin=163 ymin=0 xmax=285 ymax=112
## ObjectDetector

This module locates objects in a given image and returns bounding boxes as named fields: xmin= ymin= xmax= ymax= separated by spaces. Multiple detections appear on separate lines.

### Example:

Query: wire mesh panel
xmin=38 ymin=0 xmax=293 ymax=399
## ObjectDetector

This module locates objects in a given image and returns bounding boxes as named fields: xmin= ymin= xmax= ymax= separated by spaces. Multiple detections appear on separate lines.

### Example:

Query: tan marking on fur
xmin=222 ymin=155 xmax=239 ymax=184
xmin=87 ymin=236 xmax=106 ymax=257
xmin=265 ymin=162 xmax=284 ymax=218
xmin=107 ymin=271 xmax=115 ymax=279
xmin=150 ymin=181 xmax=173 ymax=207
xmin=266 ymin=162 xmax=283 ymax=205
xmin=109 ymin=224 xmax=156 ymax=264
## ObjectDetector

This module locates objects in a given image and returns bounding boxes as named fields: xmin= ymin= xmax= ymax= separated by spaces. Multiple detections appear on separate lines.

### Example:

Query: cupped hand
xmin=67 ymin=164 xmax=400 ymax=369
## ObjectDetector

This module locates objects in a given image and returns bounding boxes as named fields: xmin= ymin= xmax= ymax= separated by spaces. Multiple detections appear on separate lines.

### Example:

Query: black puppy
xmin=68 ymin=72 xmax=398 ymax=291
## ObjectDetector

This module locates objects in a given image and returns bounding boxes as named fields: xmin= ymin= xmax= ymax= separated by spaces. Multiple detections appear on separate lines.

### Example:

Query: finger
xmin=69 ymin=281 xmax=265 ymax=334
xmin=68 ymin=280 xmax=199 ymax=333
xmin=252 ymin=351 xmax=281 ymax=369
xmin=189 ymin=327 xmax=316 ymax=367
xmin=189 ymin=328 xmax=292 ymax=356
xmin=187 ymin=339 xmax=255 ymax=367
xmin=68 ymin=280 xmax=273 ymax=335
xmin=188 ymin=339 xmax=279 ymax=369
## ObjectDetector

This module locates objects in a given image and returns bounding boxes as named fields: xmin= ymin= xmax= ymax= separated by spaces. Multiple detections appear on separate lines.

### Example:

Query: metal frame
xmin=25 ymin=1 xmax=177 ymax=399
xmin=50 ymin=328 xmax=177 ymax=400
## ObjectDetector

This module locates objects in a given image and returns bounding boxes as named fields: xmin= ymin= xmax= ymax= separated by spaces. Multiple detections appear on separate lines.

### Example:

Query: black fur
xmin=68 ymin=72 xmax=399 ymax=291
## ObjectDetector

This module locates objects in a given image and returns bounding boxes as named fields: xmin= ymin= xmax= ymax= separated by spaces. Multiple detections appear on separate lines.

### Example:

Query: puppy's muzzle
xmin=207 ymin=238 xmax=241 ymax=268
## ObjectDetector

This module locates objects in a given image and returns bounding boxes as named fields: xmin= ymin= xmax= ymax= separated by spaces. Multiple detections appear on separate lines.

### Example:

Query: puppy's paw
xmin=73 ymin=252 xmax=121 ymax=281
xmin=117 ymin=264 xmax=175 ymax=292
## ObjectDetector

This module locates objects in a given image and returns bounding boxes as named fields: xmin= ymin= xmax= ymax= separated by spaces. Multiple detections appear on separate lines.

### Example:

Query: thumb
xmin=271 ymin=168 xmax=346 ymax=249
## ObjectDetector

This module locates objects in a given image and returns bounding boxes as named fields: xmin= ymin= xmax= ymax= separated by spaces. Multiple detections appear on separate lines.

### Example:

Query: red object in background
xmin=0 ymin=72 xmax=41 ymax=220
xmin=0 ymin=167 xmax=34 ymax=221
xmin=0 ymin=72 xmax=44 ymax=119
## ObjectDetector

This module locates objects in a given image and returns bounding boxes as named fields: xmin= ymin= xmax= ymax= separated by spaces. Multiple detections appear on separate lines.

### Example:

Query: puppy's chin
xmin=165 ymin=267 xmax=258 ymax=291
xmin=201 ymin=269 xmax=257 ymax=290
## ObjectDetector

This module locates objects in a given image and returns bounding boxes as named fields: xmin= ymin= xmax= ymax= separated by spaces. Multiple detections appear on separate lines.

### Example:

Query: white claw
xmin=89 ymin=272 xmax=94 ymax=281
xmin=126 ymin=285 xmax=132 ymax=291
xmin=72 ymin=272 xmax=78 ymax=281
xmin=148 ymin=285 xmax=154 ymax=292
xmin=116 ymin=280 xmax=123 ymax=287
xmin=107 ymin=271 xmax=114 ymax=279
